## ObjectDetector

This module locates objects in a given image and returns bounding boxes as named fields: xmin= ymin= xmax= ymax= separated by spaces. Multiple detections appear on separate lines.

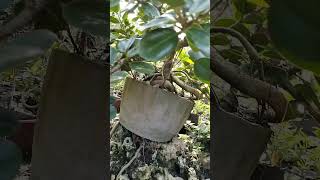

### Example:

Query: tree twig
xmin=110 ymin=121 xmax=120 ymax=137
xmin=116 ymin=144 xmax=143 ymax=180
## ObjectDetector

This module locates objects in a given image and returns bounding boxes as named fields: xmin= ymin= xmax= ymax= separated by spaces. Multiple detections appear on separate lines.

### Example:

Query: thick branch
xmin=0 ymin=0 xmax=49 ymax=40
xmin=211 ymin=48 xmax=288 ymax=123
xmin=171 ymin=74 xmax=202 ymax=99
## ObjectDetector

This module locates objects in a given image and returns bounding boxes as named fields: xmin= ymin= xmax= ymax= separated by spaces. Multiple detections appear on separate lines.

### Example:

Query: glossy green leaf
xmin=0 ymin=0 xmax=10 ymax=11
xmin=268 ymin=0 xmax=320 ymax=74
xmin=212 ymin=34 xmax=230 ymax=46
xmin=127 ymin=39 xmax=141 ymax=58
xmin=110 ymin=106 xmax=117 ymax=120
xmin=117 ymin=38 xmax=135 ymax=53
xmin=158 ymin=0 xmax=184 ymax=7
xmin=186 ymin=26 xmax=210 ymax=57
xmin=188 ymin=0 xmax=210 ymax=16
xmin=139 ymin=28 xmax=178 ymax=61
xmin=247 ymin=0 xmax=269 ymax=8
xmin=0 ymin=111 xmax=17 ymax=137
xmin=141 ymin=2 xmax=160 ymax=18
xmin=62 ymin=0 xmax=107 ymax=37
xmin=214 ymin=18 xmax=237 ymax=27
xmin=0 ymin=30 xmax=57 ymax=72
xmin=111 ymin=71 xmax=129 ymax=84
xmin=188 ymin=49 xmax=206 ymax=61
xmin=294 ymin=83 xmax=320 ymax=108
xmin=141 ymin=15 xmax=176 ymax=30
xmin=110 ymin=0 xmax=119 ymax=7
xmin=110 ymin=16 xmax=119 ymax=23
xmin=194 ymin=58 xmax=211 ymax=83
xmin=110 ymin=47 xmax=121 ymax=65
xmin=110 ymin=95 xmax=117 ymax=120
xmin=0 ymin=140 xmax=22 ymax=180
xmin=129 ymin=61 xmax=155 ymax=74
xmin=242 ymin=13 xmax=263 ymax=24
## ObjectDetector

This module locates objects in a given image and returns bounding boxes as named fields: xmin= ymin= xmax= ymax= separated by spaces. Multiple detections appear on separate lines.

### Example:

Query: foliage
xmin=213 ymin=0 xmax=320 ymax=177
xmin=267 ymin=122 xmax=320 ymax=176
xmin=110 ymin=0 xmax=211 ymax=117
xmin=0 ymin=0 xmax=108 ymax=178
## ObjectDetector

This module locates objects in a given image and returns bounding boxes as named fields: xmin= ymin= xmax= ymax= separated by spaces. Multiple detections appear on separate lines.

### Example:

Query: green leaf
xmin=158 ymin=0 xmax=184 ymax=7
xmin=0 ymin=0 xmax=10 ymax=11
xmin=129 ymin=61 xmax=155 ymax=74
xmin=0 ymin=111 xmax=17 ymax=137
xmin=194 ymin=58 xmax=211 ymax=83
xmin=247 ymin=0 xmax=269 ymax=8
xmin=188 ymin=49 xmax=206 ymax=61
xmin=186 ymin=25 xmax=210 ymax=57
xmin=117 ymin=38 xmax=135 ymax=53
xmin=110 ymin=95 xmax=117 ymax=120
xmin=111 ymin=71 xmax=129 ymax=84
xmin=0 ymin=140 xmax=22 ymax=180
xmin=214 ymin=18 xmax=237 ymax=27
xmin=110 ymin=47 xmax=121 ymax=65
xmin=139 ymin=28 xmax=178 ymax=61
xmin=127 ymin=39 xmax=141 ymax=58
xmin=0 ymin=30 xmax=57 ymax=72
xmin=110 ymin=16 xmax=119 ymax=23
xmin=212 ymin=34 xmax=230 ymax=46
xmin=141 ymin=15 xmax=176 ymax=30
xmin=141 ymin=2 xmax=160 ymax=18
xmin=268 ymin=0 xmax=320 ymax=74
xmin=110 ymin=0 xmax=119 ymax=7
xmin=62 ymin=0 xmax=107 ymax=37
xmin=188 ymin=0 xmax=210 ymax=16
xmin=294 ymin=83 xmax=320 ymax=108
xmin=35 ymin=2 xmax=67 ymax=33
xmin=242 ymin=13 xmax=264 ymax=24
xmin=110 ymin=106 xmax=117 ymax=120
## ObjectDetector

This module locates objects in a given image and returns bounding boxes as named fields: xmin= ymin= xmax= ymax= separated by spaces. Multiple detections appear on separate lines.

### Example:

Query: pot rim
xmin=124 ymin=77 xmax=195 ymax=105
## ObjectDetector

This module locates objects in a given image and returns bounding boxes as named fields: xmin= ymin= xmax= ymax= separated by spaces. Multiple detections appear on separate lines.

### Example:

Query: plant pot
xmin=251 ymin=164 xmax=284 ymax=180
xmin=212 ymin=108 xmax=271 ymax=180
xmin=31 ymin=49 xmax=107 ymax=180
xmin=9 ymin=119 xmax=36 ymax=160
xmin=119 ymin=77 xmax=194 ymax=142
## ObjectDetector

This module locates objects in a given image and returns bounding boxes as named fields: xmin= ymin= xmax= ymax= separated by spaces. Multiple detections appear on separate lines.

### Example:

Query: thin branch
xmin=110 ymin=121 xmax=120 ymax=136
xmin=212 ymin=26 xmax=265 ymax=80
xmin=66 ymin=25 xmax=80 ymax=54
xmin=111 ymin=59 xmax=125 ymax=74
xmin=116 ymin=144 xmax=143 ymax=180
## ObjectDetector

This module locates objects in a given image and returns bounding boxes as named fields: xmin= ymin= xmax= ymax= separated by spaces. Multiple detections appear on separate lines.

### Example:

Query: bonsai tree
xmin=110 ymin=0 xmax=211 ymax=119
xmin=0 ymin=0 xmax=106 ymax=179
xmin=212 ymin=0 xmax=320 ymax=178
